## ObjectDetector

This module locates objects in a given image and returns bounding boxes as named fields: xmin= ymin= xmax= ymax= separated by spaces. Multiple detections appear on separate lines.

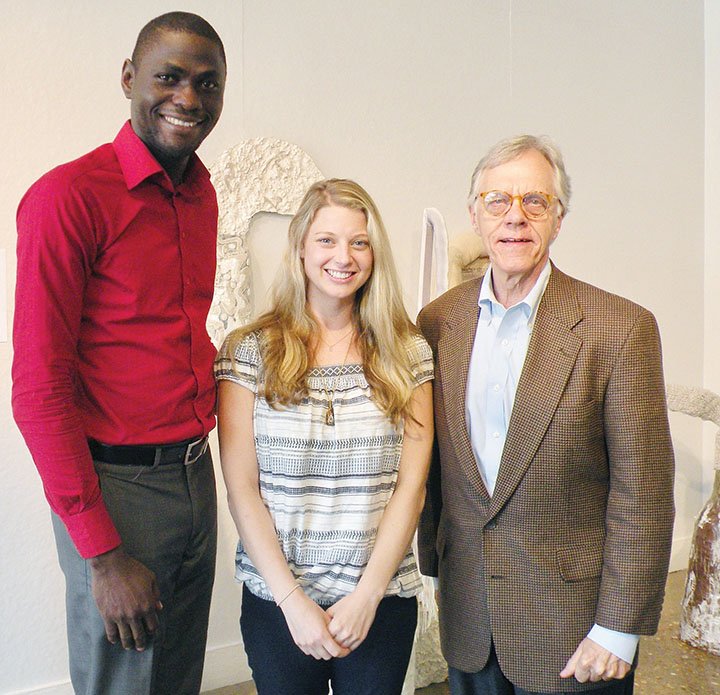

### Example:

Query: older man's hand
xmin=560 ymin=637 xmax=631 ymax=682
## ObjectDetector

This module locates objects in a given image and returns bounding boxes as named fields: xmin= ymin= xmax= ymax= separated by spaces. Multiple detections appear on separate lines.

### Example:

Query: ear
xmin=551 ymin=214 xmax=563 ymax=242
xmin=469 ymin=203 xmax=479 ymax=233
xmin=121 ymin=59 xmax=135 ymax=99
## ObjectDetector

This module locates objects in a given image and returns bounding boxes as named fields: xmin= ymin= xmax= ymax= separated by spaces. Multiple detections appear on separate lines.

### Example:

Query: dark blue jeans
xmin=240 ymin=585 xmax=418 ymax=695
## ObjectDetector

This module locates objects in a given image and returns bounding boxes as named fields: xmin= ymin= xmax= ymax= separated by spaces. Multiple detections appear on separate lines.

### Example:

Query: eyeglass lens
xmin=482 ymin=191 xmax=549 ymax=218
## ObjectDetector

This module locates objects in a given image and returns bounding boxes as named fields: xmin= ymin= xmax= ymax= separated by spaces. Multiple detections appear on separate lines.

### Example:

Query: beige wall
xmin=0 ymin=1 xmax=708 ymax=692
xmin=705 ymin=2 xmax=720 ymax=491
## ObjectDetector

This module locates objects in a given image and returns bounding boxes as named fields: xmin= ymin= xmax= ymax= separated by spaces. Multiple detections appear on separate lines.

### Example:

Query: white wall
xmin=0 ymin=1 xmax=708 ymax=693
xmin=705 ymin=3 xmax=720 ymax=486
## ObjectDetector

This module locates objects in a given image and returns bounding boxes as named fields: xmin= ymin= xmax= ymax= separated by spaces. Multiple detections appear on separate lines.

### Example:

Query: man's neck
xmin=489 ymin=260 xmax=551 ymax=309
xmin=159 ymin=156 xmax=190 ymax=187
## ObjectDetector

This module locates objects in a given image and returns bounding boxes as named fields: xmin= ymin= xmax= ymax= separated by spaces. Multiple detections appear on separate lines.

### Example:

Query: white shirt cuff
xmin=587 ymin=624 xmax=639 ymax=664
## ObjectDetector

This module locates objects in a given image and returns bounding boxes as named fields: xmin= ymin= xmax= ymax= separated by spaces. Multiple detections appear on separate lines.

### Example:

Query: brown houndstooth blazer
xmin=417 ymin=265 xmax=675 ymax=693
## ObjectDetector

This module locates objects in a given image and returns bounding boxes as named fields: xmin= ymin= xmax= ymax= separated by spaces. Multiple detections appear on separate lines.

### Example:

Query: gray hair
xmin=467 ymin=135 xmax=571 ymax=216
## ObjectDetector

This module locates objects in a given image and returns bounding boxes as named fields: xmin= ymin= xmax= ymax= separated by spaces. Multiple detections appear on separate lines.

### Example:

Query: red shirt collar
xmin=112 ymin=120 xmax=210 ymax=194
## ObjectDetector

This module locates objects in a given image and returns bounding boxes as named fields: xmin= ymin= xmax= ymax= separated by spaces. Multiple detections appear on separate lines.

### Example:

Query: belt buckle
xmin=184 ymin=437 xmax=209 ymax=466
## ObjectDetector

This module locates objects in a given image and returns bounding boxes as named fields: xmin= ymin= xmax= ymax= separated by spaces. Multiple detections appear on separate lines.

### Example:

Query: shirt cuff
xmin=587 ymin=624 xmax=639 ymax=664
xmin=62 ymin=502 xmax=122 ymax=559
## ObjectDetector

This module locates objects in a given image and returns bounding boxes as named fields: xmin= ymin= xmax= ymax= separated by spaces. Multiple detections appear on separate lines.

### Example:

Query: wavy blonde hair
xmin=225 ymin=178 xmax=421 ymax=424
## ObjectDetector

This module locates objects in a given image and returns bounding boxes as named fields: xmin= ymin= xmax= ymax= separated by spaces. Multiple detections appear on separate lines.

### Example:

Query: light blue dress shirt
xmin=464 ymin=261 xmax=638 ymax=665
xmin=466 ymin=262 xmax=551 ymax=495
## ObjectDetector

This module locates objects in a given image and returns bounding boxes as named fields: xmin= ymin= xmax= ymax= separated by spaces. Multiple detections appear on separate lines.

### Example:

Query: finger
xmin=343 ymin=636 xmax=361 ymax=651
xmin=575 ymin=668 xmax=590 ymax=683
xmin=324 ymin=635 xmax=350 ymax=658
xmin=153 ymin=585 xmax=163 ymax=612
xmin=103 ymin=619 xmax=120 ymax=645
xmin=117 ymin=622 xmax=135 ymax=650
xmin=334 ymin=642 xmax=352 ymax=658
xmin=559 ymin=653 xmax=578 ymax=678
xmin=602 ymin=660 xmax=624 ymax=681
xmin=339 ymin=629 xmax=362 ymax=647
xmin=330 ymin=625 xmax=355 ymax=644
xmin=143 ymin=609 xmax=160 ymax=636
xmin=600 ymin=660 xmax=615 ymax=681
xmin=128 ymin=618 xmax=148 ymax=651
xmin=589 ymin=653 xmax=613 ymax=681
xmin=316 ymin=644 xmax=334 ymax=661
xmin=617 ymin=661 xmax=631 ymax=679
xmin=572 ymin=658 xmax=592 ymax=683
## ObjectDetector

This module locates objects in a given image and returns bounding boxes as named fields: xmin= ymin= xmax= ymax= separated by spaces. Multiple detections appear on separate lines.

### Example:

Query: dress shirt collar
xmin=478 ymin=260 xmax=552 ymax=327
xmin=112 ymin=120 xmax=210 ymax=194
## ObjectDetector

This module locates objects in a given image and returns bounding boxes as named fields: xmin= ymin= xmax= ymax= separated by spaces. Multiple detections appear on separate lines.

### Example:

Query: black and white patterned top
xmin=215 ymin=330 xmax=434 ymax=603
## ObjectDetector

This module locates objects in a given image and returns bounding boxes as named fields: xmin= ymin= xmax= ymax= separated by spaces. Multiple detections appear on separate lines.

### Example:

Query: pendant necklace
xmin=320 ymin=327 xmax=354 ymax=352
xmin=323 ymin=332 xmax=354 ymax=426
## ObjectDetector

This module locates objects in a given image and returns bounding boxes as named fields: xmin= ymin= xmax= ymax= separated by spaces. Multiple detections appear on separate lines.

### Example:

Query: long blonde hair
xmin=225 ymin=178 xmax=420 ymax=424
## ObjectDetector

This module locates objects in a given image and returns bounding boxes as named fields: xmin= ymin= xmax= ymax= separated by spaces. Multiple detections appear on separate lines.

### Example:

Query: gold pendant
xmin=325 ymin=401 xmax=335 ymax=426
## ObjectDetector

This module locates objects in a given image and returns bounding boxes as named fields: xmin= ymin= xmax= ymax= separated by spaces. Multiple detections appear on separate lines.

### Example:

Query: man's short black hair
xmin=132 ymin=11 xmax=226 ymax=67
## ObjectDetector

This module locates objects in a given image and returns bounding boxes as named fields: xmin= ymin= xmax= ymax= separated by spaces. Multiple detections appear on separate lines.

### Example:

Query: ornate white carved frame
xmin=207 ymin=138 xmax=324 ymax=346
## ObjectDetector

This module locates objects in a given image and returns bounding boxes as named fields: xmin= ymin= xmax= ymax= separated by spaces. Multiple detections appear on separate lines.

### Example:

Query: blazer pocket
xmin=546 ymin=399 xmax=604 ymax=454
xmin=556 ymin=540 xmax=604 ymax=582
xmin=554 ymin=398 xmax=598 ymax=420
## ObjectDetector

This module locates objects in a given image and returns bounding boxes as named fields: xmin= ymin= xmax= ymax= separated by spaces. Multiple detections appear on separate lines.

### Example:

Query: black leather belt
xmin=88 ymin=436 xmax=209 ymax=466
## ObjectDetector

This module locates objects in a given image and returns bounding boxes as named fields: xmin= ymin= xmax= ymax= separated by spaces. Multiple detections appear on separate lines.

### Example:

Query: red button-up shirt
xmin=12 ymin=122 xmax=218 ymax=558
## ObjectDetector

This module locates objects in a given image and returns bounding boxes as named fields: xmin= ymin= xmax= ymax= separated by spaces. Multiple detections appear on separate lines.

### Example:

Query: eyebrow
xmin=157 ymin=62 xmax=223 ymax=78
xmin=311 ymin=230 xmax=369 ymax=236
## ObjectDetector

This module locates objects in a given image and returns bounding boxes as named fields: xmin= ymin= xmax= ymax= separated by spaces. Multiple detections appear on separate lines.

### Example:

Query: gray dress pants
xmin=52 ymin=448 xmax=217 ymax=695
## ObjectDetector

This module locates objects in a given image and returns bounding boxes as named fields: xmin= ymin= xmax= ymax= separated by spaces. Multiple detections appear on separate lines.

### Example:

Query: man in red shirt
xmin=12 ymin=12 xmax=226 ymax=694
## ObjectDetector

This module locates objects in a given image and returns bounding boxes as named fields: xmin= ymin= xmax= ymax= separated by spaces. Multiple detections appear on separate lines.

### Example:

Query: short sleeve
xmin=408 ymin=334 xmax=434 ymax=387
xmin=214 ymin=330 xmax=261 ymax=393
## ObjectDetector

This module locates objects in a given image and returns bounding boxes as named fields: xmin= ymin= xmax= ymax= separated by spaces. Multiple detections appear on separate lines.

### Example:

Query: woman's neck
xmin=308 ymin=303 xmax=361 ymax=366
xmin=307 ymin=296 xmax=355 ymax=331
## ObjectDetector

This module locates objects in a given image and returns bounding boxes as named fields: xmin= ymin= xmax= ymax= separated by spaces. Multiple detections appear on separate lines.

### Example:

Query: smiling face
xmin=121 ymin=30 xmax=225 ymax=183
xmin=470 ymin=149 xmax=563 ymax=303
xmin=301 ymin=204 xmax=374 ymax=312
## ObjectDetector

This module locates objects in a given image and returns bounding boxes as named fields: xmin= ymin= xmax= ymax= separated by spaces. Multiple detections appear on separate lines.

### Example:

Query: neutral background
xmin=0 ymin=1 xmax=716 ymax=693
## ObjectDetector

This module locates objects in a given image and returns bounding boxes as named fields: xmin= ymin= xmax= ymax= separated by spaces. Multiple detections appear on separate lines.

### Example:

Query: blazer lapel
xmin=488 ymin=267 xmax=583 ymax=518
xmin=437 ymin=278 xmax=490 ymax=498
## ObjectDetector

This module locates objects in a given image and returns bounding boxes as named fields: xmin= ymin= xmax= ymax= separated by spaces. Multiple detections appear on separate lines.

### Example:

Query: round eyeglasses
xmin=476 ymin=190 xmax=560 ymax=219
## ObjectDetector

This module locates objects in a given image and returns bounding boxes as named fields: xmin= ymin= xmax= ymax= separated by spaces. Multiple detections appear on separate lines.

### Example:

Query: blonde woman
xmin=215 ymin=179 xmax=434 ymax=695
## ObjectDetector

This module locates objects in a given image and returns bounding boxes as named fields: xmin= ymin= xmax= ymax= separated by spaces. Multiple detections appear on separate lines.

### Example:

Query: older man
xmin=12 ymin=12 xmax=226 ymax=695
xmin=417 ymin=135 xmax=674 ymax=694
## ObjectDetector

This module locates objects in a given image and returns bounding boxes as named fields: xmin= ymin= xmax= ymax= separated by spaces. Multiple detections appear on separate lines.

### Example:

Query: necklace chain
xmin=319 ymin=327 xmax=354 ymax=351
xmin=323 ymin=333 xmax=354 ymax=426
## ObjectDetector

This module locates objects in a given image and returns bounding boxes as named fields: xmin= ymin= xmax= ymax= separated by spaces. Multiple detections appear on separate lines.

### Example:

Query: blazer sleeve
xmin=596 ymin=309 xmax=675 ymax=634
xmin=416 ymin=305 xmax=443 ymax=577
